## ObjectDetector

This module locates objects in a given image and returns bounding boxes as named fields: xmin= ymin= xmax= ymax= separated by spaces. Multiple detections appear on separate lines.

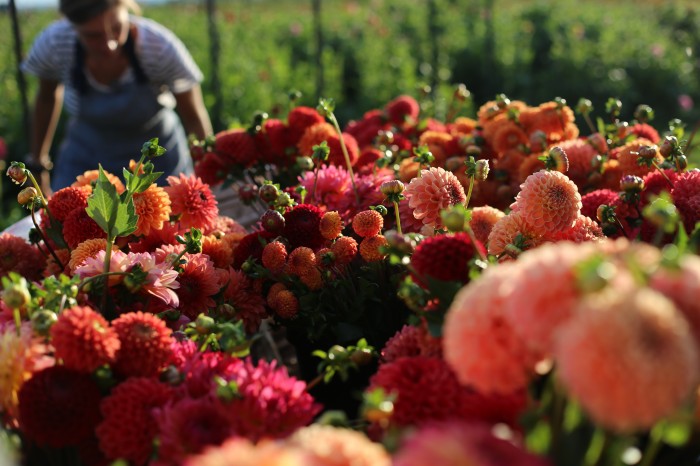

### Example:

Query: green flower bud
xmin=31 ymin=310 xmax=57 ymax=336
xmin=3 ymin=283 xmax=30 ymax=309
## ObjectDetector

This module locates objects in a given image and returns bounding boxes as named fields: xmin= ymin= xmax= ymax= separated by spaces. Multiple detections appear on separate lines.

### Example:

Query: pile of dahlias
xmin=1 ymin=91 xmax=699 ymax=466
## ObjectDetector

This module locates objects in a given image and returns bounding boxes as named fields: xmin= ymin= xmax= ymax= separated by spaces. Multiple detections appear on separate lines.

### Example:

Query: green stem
xmin=683 ymin=119 xmax=700 ymax=155
xmin=13 ymin=307 xmax=22 ymax=335
xmin=78 ymin=271 xmax=130 ymax=291
xmin=583 ymin=113 xmax=596 ymax=134
xmin=651 ymin=161 xmax=674 ymax=190
xmin=329 ymin=113 xmax=360 ymax=205
xmin=170 ymin=249 xmax=188 ymax=269
xmin=464 ymin=176 xmax=475 ymax=209
xmin=548 ymin=377 xmax=567 ymax=460
xmin=393 ymin=201 xmax=402 ymax=235
xmin=26 ymin=170 xmax=48 ymax=207
xmin=30 ymin=206 xmax=65 ymax=269
xmin=639 ymin=423 xmax=665 ymax=466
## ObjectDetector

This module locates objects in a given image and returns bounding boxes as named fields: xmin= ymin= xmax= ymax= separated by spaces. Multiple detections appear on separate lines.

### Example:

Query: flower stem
xmin=30 ymin=206 xmax=65 ymax=269
xmin=548 ymin=376 xmax=567 ymax=461
xmin=328 ymin=113 xmax=359 ymax=205
xmin=393 ymin=201 xmax=402 ymax=235
xmin=639 ymin=423 xmax=665 ymax=466
xmin=13 ymin=307 xmax=22 ymax=335
xmin=652 ymin=161 xmax=674 ymax=190
xmin=583 ymin=113 xmax=596 ymax=134
xmin=465 ymin=176 xmax=475 ymax=210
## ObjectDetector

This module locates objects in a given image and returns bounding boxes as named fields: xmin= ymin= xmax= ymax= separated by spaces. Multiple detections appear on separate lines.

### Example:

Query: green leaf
xmin=86 ymin=166 xmax=138 ymax=238
xmin=661 ymin=419 xmax=692 ymax=447
xmin=123 ymin=168 xmax=163 ymax=194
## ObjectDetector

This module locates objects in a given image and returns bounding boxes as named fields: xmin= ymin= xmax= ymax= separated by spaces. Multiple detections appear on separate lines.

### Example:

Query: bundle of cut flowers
xmin=0 ymin=90 xmax=699 ymax=466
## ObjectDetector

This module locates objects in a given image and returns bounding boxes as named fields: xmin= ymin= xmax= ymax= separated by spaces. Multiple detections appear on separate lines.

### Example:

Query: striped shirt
xmin=21 ymin=16 xmax=203 ymax=116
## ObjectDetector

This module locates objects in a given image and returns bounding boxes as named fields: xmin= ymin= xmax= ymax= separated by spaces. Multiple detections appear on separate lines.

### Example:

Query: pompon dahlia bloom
xmin=283 ymin=204 xmax=326 ymax=250
xmin=133 ymin=184 xmax=172 ymax=237
xmin=359 ymin=235 xmax=388 ymax=262
xmin=203 ymin=234 xmax=236 ymax=269
xmin=555 ymin=287 xmax=699 ymax=432
xmin=352 ymin=210 xmax=384 ymax=238
xmin=487 ymin=211 xmax=543 ymax=259
xmin=470 ymin=206 xmax=505 ymax=246
xmin=68 ymin=238 xmax=116 ymax=272
xmin=72 ymin=169 xmax=125 ymax=193
xmin=580 ymin=189 xmax=619 ymax=220
xmin=287 ymin=106 xmax=325 ymax=141
xmin=214 ymin=127 xmax=257 ymax=167
xmin=0 ymin=233 xmax=45 ymax=281
xmin=511 ymin=170 xmax=582 ymax=234
xmin=233 ymin=230 xmax=276 ymax=270
xmin=154 ymin=396 xmax=237 ymax=464
xmin=630 ymin=123 xmax=660 ymax=143
xmin=185 ymin=438 xmax=305 ymax=466
xmin=224 ymin=358 xmax=321 ymax=441
xmin=0 ymin=323 xmax=53 ymax=426
xmin=262 ymin=241 xmax=288 ymax=274
xmin=641 ymin=169 xmax=678 ymax=205
xmin=444 ymin=264 xmax=540 ymax=394
xmin=404 ymin=167 xmax=467 ymax=229
xmin=330 ymin=236 xmax=358 ymax=265
xmin=555 ymin=139 xmax=599 ymax=188
xmin=671 ymin=169 xmax=700 ymax=233
xmin=18 ymin=366 xmax=102 ymax=448
xmin=175 ymin=254 xmax=221 ymax=320
xmin=650 ymin=254 xmax=700 ymax=344
xmin=222 ymin=268 xmax=267 ymax=333
xmin=111 ymin=311 xmax=173 ymax=377
xmin=505 ymin=241 xmax=598 ymax=354
xmin=286 ymin=424 xmax=391 ymax=466
xmin=614 ymin=138 xmax=660 ymax=177
xmin=46 ymin=185 xmax=91 ymax=222
xmin=50 ymin=305 xmax=120 ymax=373
xmin=96 ymin=377 xmax=175 ymax=465
xmin=381 ymin=323 xmax=442 ymax=363
xmin=385 ymin=95 xmax=420 ymax=126
xmin=410 ymin=232 xmax=485 ymax=285
xmin=393 ymin=421 xmax=552 ymax=466
xmin=165 ymin=174 xmax=219 ymax=232
xmin=546 ymin=215 xmax=604 ymax=242
xmin=319 ymin=211 xmax=343 ymax=240
xmin=62 ymin=207 xmax=108 ymax=249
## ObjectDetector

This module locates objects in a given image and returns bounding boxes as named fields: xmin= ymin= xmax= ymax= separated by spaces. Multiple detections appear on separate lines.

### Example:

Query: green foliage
xmin=86 ymin=166 xmax=138 ymax=239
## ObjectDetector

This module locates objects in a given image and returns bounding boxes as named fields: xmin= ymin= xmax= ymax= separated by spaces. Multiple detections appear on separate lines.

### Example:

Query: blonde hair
xmin=60 ymin=0 xmax=141 ymax=24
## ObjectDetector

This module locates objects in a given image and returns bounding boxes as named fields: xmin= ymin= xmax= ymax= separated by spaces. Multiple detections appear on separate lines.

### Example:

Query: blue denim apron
xmin=52 ymin=32 xmax=192 ymax=190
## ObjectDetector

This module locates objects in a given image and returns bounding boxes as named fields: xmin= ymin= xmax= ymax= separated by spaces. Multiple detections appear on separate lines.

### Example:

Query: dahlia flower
xmin=222 ymin=268 xmax=268 ymax=333
xmin=133 ymin=184 xmax=172 ymax=237
xmin=126 ymin=252 xmax=180 ymax=308
xmin=175 ymin=254 xmax=221 ymax=320
xmin=381 ymin=323 xmax=442 ymax=363
xmin=286 ymin=424 xmax=391 ymax=466
xmin=404 ymin=167 xmax=467 ymax=229
xmin=0 ymin=233 xmax=45 ymax=281
xmin=469 ymin=206 xmax=505 ymax=246
xmin=184 ymin=438 xmax=306 ymax=466
xmin=111 ymin=311 xmax=174 ymax=377
xmin=165 ymin=173 xmax=220 ymax=232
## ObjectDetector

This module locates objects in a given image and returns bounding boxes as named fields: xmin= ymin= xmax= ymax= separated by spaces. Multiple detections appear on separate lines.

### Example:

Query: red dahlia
xmin=232 ymin=230 xmax=277 ymax=270
xmin=287 ymin=106 xmax=325 ymax=144
xmin=62 ymin=207 xmax=107 ymax=249
xmin=385 ymin=95 xmax=420 ymax=127
xmin=410 ymin=233 xmax=485 ymax=285
xmin=580 ymin=189 xmax=619 ymax=220
xmin=0 ymin=233 xmax=45 ymax=281
xmin=214 ymin=128 xmax=257 ymax=167
xmin=46 ymin=186 xmax=91 ymax=222
xmin=672 ymin=169 xmax=700 ymax=234
xmin=283 ymin=204 xmax=326 ymax=250
xmin=111 ymin=312 xmax=173 ymax=378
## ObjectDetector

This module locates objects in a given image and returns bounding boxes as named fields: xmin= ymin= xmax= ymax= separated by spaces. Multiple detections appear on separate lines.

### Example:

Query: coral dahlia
xmin=404 ymin=167 xmax=467 ymax=229
xmin=511 ymin=170 xmax=581 ymax=234
xmin=111 ymin=311 xmax=173 ymax=377
xmin=133 ymin=184 xmax=172 ymax=237
xmin=165 ymin=173 xmax=219 ymax=232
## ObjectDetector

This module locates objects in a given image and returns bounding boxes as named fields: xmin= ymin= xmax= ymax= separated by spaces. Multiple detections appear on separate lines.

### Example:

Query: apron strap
xmin=72 ymin=28 xmax=148 ymax=95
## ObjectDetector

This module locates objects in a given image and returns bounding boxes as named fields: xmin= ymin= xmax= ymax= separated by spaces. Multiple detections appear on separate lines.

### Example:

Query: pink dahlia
xmin=126 ymin=252 xmax=180 ymax=308
xmin=641 ymin=169 xmax=678 ymax=206
xmin=630 ymin=123 xmax=660 ymax=143
xmin=175 ymin=254 xmax=221 ymax=320
xmin=470 ymin=206 xmax=506 ymax=246
xmin=580 ymin=189 xmax=619 ymax=220
xmin=18 ymin=366 xmax=102 ymax=448
xmin=393 ymin=421 xmax=552 ymax=466
xmin=74 ymin=249 xmax=130 ymax=287
xmin=299 ymin=164 xmax=352 ymax=212
xmin=165 ymin=173 xmax=219 ymax=232
xmin=444 ymin=263 xmax=540 ymax=394
xmin=555 ymin=287 xmax=699 ymax=432
xmin=176 ymin=351 xmax=243 ymax=399
xmin=671 ymin=169 xmax=700 ymax=234
xmin=486 ymin=211 xmax=544 ymax=259
xmin=555 ymin=138 xmax=599 ymax=189
xmin=222 ymin=268 xmax=268 ymax=333
xmin=287 ymin=424 xmax=391 ymax=466
xmin=511 ymin=170 xmax=582 ymax=234
xmin=404 ymin=167 xmax=467 ymax=229
xmin=410 ymin=232 xmax=485 ymax=285
xmin=97 ymin=377 xmax=175 ymax=465
xmin=546 ymin=215 xmax=604 ymax=243
xmin=0 ymin=233 xmax=45 ymax=281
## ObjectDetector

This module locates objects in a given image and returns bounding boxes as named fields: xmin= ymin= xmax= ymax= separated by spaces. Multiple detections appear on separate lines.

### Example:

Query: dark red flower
xmin=0 ymin=233 xmax=45 ymax=281
xmin=410 ymin=233 xmax=485 ymax=285
xmin=283 ymin=204 xmax=325 ymax=250
xmin=630 ymin=123 xmax=660 ymax=143
xmin=580 ymin=189 xmax=619 ymax=220
xmin=287 ymin=106 xmax=325 ymax=145
xmin=232 ymin=230 xmax=277 ymax=270
xmin=385 ymin=95 xmax=420 ymax=127
xmin=214 ymin=128 xmax=257 ymax=167
xmin=62 ymin=207 xmax=107 ymax=249
xmin=672 ymin=169 xmax=700 ymax=234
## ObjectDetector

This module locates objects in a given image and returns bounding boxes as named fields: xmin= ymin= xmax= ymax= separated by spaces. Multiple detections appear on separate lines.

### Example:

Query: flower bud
xmin=195 ymin=314 xmax=216 ymax=334
xmin=659 ymin=136 xmax=678 ymax=158
xmin=259 ymin=184 xmax=280 ymax=203
xmin=350 ymin=347 xmax=374 ymax=366
xmin=495 ymin=93 xmax=511 ymax=109
xmin=376 ymin=130 xmax=394 ymax=146
xmin=3 ymin=283 xmax=31 ymax=309
xmin=634 ymin=104 xmax=654 ymax=123
xmin=31 ymin=309 xmax=57 ymax=336
xmin=261 ymin=209 xmax=285 ymax=234
xmin=474 ymin=159 xmax=490 ymax=181
xmin=380 ymin=180 xmax=405 ymax=196
xmin=276 ymin=192 xmax=294 ymax=208
xmin=6 ymin=164 xmax=27 ymax=185
xmin=637 ymin=145 xmax=658 ymax=161
xmin=596 ymin=204 xmax=613 ymax=223
xmin=296 ymin=156 xmax=314 ymax=171
xmin=384 ymin=230 xmax=415 ymax=255
xmin=620 ymin=175 xmax=644 ymax=193
xmin=588 ymin=133 xmax=608 ymax=154
xmin=17 ymin=187 xmax=38 ymax=206
xmin=238 ymin=184 xmax=259 ymax=204
xmin=576 ymin=98 xmax=593 ymax=114
xmin=675 ymin=155 xmax=688 ymax=171
xmin=466 ymin=145 xmax=482 ymax=157
xmin=328 ymin=345 xmax=348 ymax=360
xmin=441 ymin=209 xmax=467 ymax=232
xmin=547 ymin=146 xmax=569 ymax=173
xmin=616 ymin=121 xmax=630 ymax=139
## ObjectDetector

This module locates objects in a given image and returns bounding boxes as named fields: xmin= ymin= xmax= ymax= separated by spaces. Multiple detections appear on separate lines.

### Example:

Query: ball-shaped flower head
xmin=319 ymin=211 xmax=343 ymax=240
xmin=546 ymin=215 xmax=604 ymax=243
xmin=359 ymin=235 xmax=388 ymax=262
xmin=491 ymin=121 xmax=529 ymax=155
xmin=50 ymin=305 xmax=120 ymax=373
xmin=61 ymin=208 xmax=107 ymax=250
xmin=469 ymin=206 xmax=505 ymax=246
xmin=72 ymin=169 xmax=125 ymax=193
xmin=486 ymin=211 xmax=544 ymax=259
xmin=283 ymin=204 xmax=325 ymax=250
xmin=111 ymin=311 xmax=173 ymax=378
xmin=580 ymin=189 xmax=619 ymax=221
xmin=613 ymin=137 xmax=660 ymax=178
xmin=232 ymin=230 xmax=277 ymax=270
xmin=132 ymin=184 xmax=172 ymax=237
xmin=214 ymin=127 xmax=257 ymax=167
xmin=184 ymin=438 xmax=305 ymax=466
xmin=175 ymin=254 xmax=221 ymax=320
xmin=270 ymin=289 xmax=299 ymax=319
xmin=444 ymin=263 xmax=541 ymax=394
xmin=404 ymin=167 xmax=467 ymax=230
xmin=640 ymin=169 xmax=678 ymax=206
xmin=165 ymin=173 xmax=220 ymax=232
xmin=630 ymin=123 xmax=660 ymax=143
xmin=352 ymin=210 xmax=384 ymax=238
xmin=68 ymin=238 xmax=116 ymax=272
xmin=671 ymin=169 xmax=700 ymax=234
xmin=262 ymin=241 xmax=288 ymax=275
xmin=381 ymin=323 xmax=442 ymax=363
xmin=287 ymin=105 xmax=325 ymax=145
xmin=555 ymin=138 xmax=599 ymax=189
xmin=555 ymin=287 xmax=699 ymax=432
xmin=385 ymin=95 xmax=420 ymax=127
xmin=297 ymin=122 xmax=360 ymax=167
xmin=286 ymin=424 xmax=391 ymax=466
xmin=18 ymin=366 xmax=101 ymax=448
xmin=96 ymin=377 xmax=175 ymax=465
xmin=46 ymin=185 xmax=91 ymax=223
xmin=285 ymin=247 xmax=317 ymax=277
xmin=0 ymin=233 xmax=45 ymax=282
xmin=393 ymin=421 xmax=552 ymax=466
xmin=330 ymin=236 xmax=358 ymax=265
xmin=650 ymin=254 xmax=700 ymax=345
xmin=505 ymin=241 xmax=599 ymax=355
xmin=225 ymin=359 xmax=322 ymax=441
xmin=410 ymin=232 xmax=485 ymax=286
xmin=512 ymin=170 xmax=582 ymax=234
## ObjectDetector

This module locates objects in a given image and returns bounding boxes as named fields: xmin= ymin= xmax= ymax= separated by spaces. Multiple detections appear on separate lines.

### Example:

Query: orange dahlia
xmin=555 ymin=138 xmax=599 ymax=189
xmin=614 ymin=138 xmax=661 ymax=178
xmin=133 ymin=184 xmax=172 ymax=237
xmin=469 ymin=206 xmax=505 ymax=246
xmin=404 ymin=167 xmax=467 ymax=229
xmin=547 ymin=215 xmax=604 ymax=243
xmin=46 ymin=186 xmax=91 ymax=222
xmin=359 ymin=235 xmax=388 ymax=262
xmin=449 ymin=117 xmax=478 ymax=136
xmin=111 ymin=312 xmax=173 ymax=378
xmin=352 ymin=210 xmax=384 ymax=238
xmin=68 ymin=238 xmax=115 ymax=272
xmin=50 ymin=305 xmax=120 ymax=373
xmin=72 ymin=170 xmax=125 ymax=193
xmin=287 ymin=425 xmax=391 ymax=466
xmin=297 ymin=123 xmax=360 ymax=167
xmin=202 ymin=234 xmax=235 ymax=269
xmin=330 ymin=236 xmax=358 ymax=265
xmin=491 ymin=121 xmax=529 ymax=155
xmin=417 ymin=130 xmax=454 ymax=166
xmin=165 ymin=173 xmax=219 ymax=232
xmin=486 ymin=211 xmax=543 ymax=259
xmin=512 ymin=170 xmax=581 ymax=234
xmin=286 ymin=247 xmax=316 ymax=277
xmin=270 ymin=289 xmax=299 ymax=319
xmin=555 ymin=287 xmax=699 ymax=432
xmin=319 ymin=211 xmax=344 ymax=240
xmin=262 ymin=241 xmax=288 ymax=274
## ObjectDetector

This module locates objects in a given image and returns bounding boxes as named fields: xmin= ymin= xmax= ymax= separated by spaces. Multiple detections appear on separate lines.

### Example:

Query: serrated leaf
xmin=86 ymin=166 xmax=138 ymax=238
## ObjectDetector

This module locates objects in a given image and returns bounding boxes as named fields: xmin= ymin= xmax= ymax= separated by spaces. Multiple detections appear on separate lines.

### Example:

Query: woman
xmin=22 ymin=0 xmax=212 ymax=193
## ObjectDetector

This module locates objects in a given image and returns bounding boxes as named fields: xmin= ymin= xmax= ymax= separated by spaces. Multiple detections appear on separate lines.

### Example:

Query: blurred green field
xmin=0 ymin=0 xmax=699 ymax=227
